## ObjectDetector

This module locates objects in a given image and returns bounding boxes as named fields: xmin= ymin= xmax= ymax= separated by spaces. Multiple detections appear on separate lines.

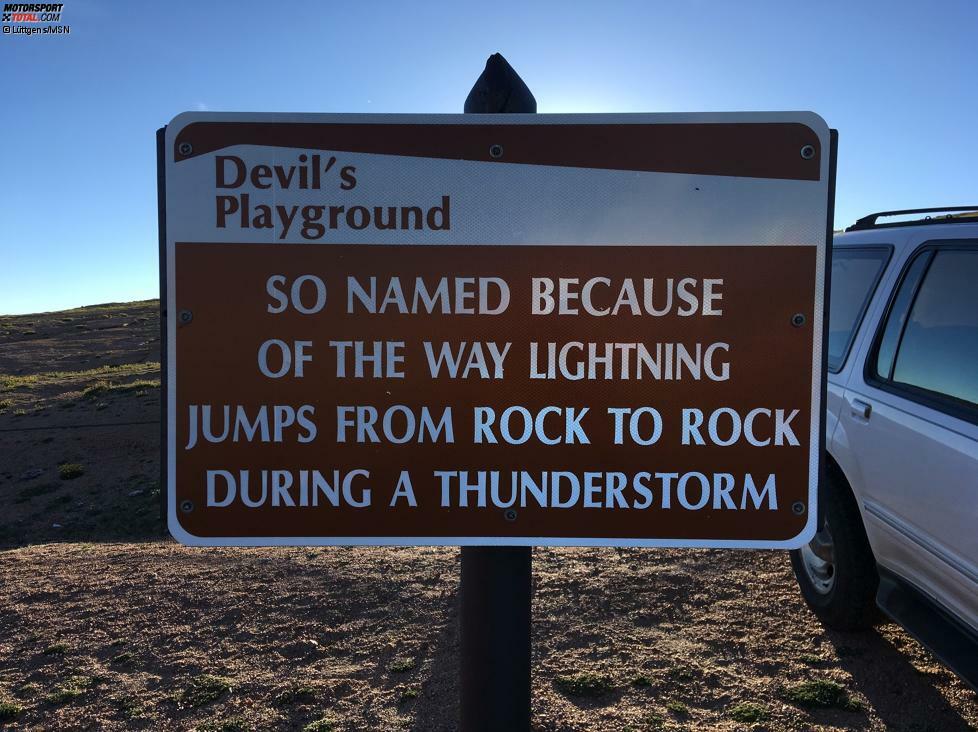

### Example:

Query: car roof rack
xmin=846 ymin=206 xmax=978 ymax=232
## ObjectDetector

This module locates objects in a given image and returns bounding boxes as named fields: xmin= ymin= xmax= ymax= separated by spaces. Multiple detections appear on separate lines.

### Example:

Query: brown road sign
xmin=161 ymin=112 xmax=834 ymax=548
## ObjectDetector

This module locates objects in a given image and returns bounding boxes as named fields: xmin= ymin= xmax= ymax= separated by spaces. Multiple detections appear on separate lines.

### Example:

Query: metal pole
xmin=459 ymin=53 xmax=535 ymax=732
xmin=156 ymin=127 xmax=168 ymax=534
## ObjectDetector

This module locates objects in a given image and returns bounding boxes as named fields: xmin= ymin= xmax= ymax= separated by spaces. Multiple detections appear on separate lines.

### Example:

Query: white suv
xmin=789 ymin=207 xmax=978 ymax=689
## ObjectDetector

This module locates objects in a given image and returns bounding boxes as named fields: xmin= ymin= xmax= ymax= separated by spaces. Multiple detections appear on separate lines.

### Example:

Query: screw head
xmin=177 ymin=142 xmax=193 ymax=156
xmin=800 ymin=144 xmax=816 ymax=160
xmin=489 ymin=144 xmax=504 ymax=159
xmin=792 ymin=501 xmax=806 ymax=515
xmin=180 ymin=499 xmax=194 ymax=513
xmin=791 ymin=313 xmax=806 ymax=327
xmin=179 ymin=309 xmax=193 ymax=324
xmin=503 ymin=508 xmax=517 ymax=521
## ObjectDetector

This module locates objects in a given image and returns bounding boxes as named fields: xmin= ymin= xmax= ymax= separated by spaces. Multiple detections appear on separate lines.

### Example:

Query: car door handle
xmin=850 ymin=399 xmax=872 ymax=420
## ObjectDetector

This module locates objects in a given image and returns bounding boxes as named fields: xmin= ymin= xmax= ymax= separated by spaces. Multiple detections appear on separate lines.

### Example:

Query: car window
xmin=890 ymin=249 xmax=978 ymax=407
xmin=827 ymin=247 xmax=889 ymax=372
xmin=874 ymin=251 xmax=932 ymax=380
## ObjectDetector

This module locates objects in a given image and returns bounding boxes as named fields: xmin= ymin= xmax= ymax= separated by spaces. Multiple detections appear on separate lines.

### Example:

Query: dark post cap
xmin=464 ymin=53 xmax=537 ymax=114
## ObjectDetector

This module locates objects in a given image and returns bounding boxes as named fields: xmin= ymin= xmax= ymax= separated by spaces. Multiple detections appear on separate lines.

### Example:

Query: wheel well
xmin=824 ymin=450 xmax=876 ymax=560
xmin=824 ymin=452 xmax=848 ymax=492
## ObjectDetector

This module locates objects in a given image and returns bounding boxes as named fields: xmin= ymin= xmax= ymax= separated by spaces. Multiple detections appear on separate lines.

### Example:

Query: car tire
xmin=790 ymin=470 xmax=879 ymax=631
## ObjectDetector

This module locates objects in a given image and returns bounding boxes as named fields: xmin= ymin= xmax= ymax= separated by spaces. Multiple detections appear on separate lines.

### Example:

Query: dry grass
xmin=81 ymin=378 xmax=160 ymax=398
xmin=0 ymin=362 xmax=160 ymax=393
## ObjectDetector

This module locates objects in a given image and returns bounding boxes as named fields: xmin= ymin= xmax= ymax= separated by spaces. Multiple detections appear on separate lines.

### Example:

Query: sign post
xmin=159 ymin=64 xmax=836 ymax=730
xmin=459 ymin=54 xmax=534 ymax=732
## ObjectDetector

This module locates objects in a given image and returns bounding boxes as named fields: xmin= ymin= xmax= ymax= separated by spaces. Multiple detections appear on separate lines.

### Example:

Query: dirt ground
xmin=1 ymin=302 xmax=976 ymax=731
xmin=0 ymin=301 xmax=161 ymax=547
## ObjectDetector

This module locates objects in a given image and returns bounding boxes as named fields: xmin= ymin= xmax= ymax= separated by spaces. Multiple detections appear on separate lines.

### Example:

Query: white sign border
xmin=163 ymin=111 xmax=831 ymax=550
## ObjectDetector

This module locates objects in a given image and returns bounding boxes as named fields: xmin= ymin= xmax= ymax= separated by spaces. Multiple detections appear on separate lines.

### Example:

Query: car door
xmin=824 ymin=245 xmax=892 ymax=443
xmin=835 ymin=237 xmax=978 ymax=633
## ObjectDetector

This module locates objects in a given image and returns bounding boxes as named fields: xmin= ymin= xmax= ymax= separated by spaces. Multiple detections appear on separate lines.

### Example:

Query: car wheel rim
xmin=800 ymin=524 xmax=836 ymax=595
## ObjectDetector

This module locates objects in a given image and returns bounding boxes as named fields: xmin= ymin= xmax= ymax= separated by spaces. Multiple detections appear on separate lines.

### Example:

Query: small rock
xmin=20 ymin=468 xmax=43 ymax=481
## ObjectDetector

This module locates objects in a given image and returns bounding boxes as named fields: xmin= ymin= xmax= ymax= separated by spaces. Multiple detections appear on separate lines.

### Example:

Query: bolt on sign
xmin=160 ymin=112 xmax=834 ymax=548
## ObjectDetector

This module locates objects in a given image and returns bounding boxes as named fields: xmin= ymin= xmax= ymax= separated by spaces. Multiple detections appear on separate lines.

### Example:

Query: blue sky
xmin=1 ymin=0 xmax=975 ymax=315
